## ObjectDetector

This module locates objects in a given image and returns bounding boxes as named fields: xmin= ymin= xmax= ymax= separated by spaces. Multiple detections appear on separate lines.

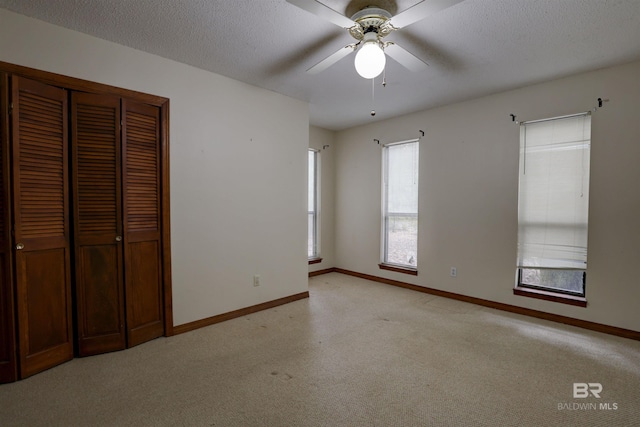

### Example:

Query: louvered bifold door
xmin=0 ymin=72 xmax=17 ymax=383
xmin=122 ymin=100 xmax=164 ymax=347
xmin=11 ymin=77 xmax=73 ymax=378
xmin=72 ymin=93 xmax=126 ymax=356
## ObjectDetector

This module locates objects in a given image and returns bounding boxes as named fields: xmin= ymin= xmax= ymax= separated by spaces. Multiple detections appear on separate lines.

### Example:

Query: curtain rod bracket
xmin=510 ymin=113 xmax=519 ymax=124
xmin=419 ymin=130 xmax=424 ymax=138
xmin=594 ymin=97 xmax=609 ymax=111
xmin=374 ymin=139 xmax=380 ymax=145
xmin=322 ymin=145 xmax=330 ymax=150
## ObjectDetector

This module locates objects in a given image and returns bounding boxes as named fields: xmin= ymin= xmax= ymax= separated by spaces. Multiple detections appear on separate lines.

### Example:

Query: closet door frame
xmin=0 ymin=72 xmax=16 ymax=383
xmin=0 ymin=61 xmax=174 ymax=340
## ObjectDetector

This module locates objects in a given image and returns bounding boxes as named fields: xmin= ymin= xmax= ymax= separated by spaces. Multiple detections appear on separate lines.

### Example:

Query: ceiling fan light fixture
xmin=354 ymin=32 xmax=386 ymax=79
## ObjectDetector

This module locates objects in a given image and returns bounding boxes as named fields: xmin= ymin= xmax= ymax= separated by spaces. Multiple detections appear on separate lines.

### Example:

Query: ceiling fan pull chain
xmin=371 ymin=76 xmax=376 ymax=116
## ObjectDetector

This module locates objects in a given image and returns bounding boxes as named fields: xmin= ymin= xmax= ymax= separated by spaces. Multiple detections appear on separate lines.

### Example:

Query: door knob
xmin=115 ymin=236 xmax=122 ymax=242
xmin=15 ymin=243 xmax=24 ymax=250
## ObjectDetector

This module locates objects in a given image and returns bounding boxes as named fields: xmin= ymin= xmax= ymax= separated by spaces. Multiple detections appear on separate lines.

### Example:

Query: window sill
xmin=308 ymin=258 xmax=322 ymax=265
xmin=514 ymin=286 xmax=587 ymax=307
xmin=378 ymin=263 xmax=418 ymax=276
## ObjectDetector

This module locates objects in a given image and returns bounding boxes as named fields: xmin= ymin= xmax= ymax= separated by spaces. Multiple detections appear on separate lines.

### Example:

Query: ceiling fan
xmin=286 ymin=0 xmax=465 ymax=79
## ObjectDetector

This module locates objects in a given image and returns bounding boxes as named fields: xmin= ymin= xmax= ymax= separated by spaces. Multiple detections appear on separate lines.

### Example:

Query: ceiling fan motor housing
xmin=349 ymin=7 xmax=395 ymax=41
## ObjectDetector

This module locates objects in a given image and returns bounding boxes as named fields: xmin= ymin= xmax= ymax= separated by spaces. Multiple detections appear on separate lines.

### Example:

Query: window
xmin=516 ymin=113 xmax=591 ymax=301
xmin=308 ymin=149 xmax=320 ymax=260
xmin=381 ymin=140 xmax=419 ymax=272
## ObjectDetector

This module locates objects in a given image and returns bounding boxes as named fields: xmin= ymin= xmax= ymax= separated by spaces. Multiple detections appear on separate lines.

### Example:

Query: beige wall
xmin=2 ymin=7 xmax=637 ymax=333
xmin=0 ymin=9 xmax=310 ymax=327
xmin=335 ymin=60 xmax=640 ymax=332
xmin=308 ymin=126 xmax=336 ymax=273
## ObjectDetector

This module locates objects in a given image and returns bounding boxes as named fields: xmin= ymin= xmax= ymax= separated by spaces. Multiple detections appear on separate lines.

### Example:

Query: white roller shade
xmin=517 ymin=113 xmax=591 ymax=270
xmin=385 ymin=141 xmax=419 ymax=215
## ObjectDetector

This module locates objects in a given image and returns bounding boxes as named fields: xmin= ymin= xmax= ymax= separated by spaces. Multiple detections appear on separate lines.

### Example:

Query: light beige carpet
xmin=1 ymin=272 xmax=639 ymax=426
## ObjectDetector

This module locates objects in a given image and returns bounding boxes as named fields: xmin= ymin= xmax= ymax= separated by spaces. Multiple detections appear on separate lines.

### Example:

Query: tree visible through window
xmin=382 ymin=140 xmax=419 ymax=269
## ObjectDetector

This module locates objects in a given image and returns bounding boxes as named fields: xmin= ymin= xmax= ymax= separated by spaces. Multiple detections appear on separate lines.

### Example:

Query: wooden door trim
xmin=0 ymin=72 xmax=17 ymax=382
xmin=159 ymin=100 xmax=173 ymax=336
xmin=0 ymin=61 xmax=166 ymax=107
xmin=0 ymin=61 xmax=173 ymax=338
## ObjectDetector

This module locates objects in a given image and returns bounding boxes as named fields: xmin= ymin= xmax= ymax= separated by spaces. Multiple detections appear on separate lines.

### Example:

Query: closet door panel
xmin=11 ymin=76 xmax=73 ymax=378
xmin=122 ymin=100 xmax=163 ymax=347
xmin=71 ymin=93 xmax=125 ymax=356
xmin=0 ymin=252 xmax=14 ymax=383
xmin=0 ymin=72 xmax=16 ymax=383
xmin=17 ymin=250 xmax=69 ymax=353
xmin=127 ymin=240 xmax=162 ymax=345
xmin=77 ymin=245 xmax=123 ymax=351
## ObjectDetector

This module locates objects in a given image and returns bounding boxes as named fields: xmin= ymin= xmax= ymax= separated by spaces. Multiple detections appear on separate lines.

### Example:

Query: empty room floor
xmin=1 ymin=272 xmax=639 ymax=426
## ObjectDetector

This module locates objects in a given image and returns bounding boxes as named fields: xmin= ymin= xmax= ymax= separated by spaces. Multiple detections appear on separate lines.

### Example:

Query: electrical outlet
xmin=450 ymin=267 xmax=457 ymax=278
xmin=253 ymin=275 xmax=260 ymax=287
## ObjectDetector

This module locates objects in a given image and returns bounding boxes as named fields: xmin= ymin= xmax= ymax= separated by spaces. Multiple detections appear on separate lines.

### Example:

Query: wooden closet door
xmin=11 ymin=76 xmax=73 ymax=378
xmin=0 ymin=72 xmax=16 ymax=383
xmin=72 ymin=93 xmax=125 ymax=356
xmin=122 ymin=100 xmax=164 ymax=347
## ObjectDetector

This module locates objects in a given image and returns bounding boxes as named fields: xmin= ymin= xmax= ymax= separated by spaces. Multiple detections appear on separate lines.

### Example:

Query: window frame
xmin=308 ymin=148 xmax=321 ymax=262
xmin=380 ymin=139 xmax=419 ymax=274
xmin=515 ymin=112 xmax=591 ymax=305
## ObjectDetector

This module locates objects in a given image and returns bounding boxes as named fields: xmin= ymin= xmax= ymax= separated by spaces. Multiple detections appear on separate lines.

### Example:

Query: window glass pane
xmin=520 ymin=268 xmax=584 ymax=296
xmin=308 ymin=212 xmax=315 ymax=258
xmin=385 ymin=214 xmax=418 ymax=267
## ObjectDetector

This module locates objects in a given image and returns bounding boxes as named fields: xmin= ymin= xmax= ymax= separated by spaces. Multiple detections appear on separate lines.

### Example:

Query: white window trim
xmin=308 ymin=148 xmax=321 ymax=260
xmin=380 ymin=139 xmax=419 ymax=271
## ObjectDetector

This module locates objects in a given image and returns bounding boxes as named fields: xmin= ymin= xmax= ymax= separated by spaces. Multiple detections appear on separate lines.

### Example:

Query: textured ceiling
xmin=1 ymin=0 xmax=640 ymax=130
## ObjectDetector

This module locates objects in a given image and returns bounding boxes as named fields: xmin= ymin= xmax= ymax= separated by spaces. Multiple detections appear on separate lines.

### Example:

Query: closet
xmin=0 ymin=62 xmax=172 ymax=383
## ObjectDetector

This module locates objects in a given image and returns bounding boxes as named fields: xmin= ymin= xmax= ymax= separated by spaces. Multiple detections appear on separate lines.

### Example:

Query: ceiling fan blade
xmin=286 ymin=0 xmax=356 ymax=28
xmin=307 ymin=44 xmax=356 ymax=74
xmin=390 ymin=0 xmax=465 ymax=29
xmin=384 ymin=43 xmax=429 ymax=72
